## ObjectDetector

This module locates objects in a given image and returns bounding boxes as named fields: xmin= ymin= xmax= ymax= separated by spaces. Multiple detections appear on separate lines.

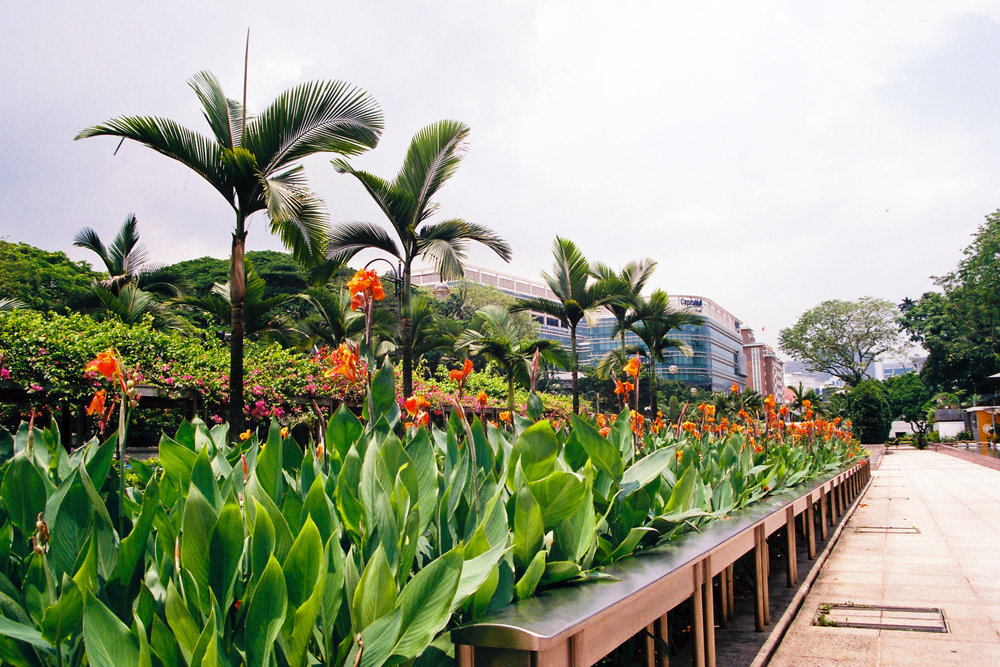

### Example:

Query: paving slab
xmin=768 ymin=448 xmax=1000 ymax=666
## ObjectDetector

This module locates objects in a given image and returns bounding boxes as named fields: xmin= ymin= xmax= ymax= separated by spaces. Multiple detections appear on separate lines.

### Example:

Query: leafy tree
xmin=511 ymin=237 xmax=618 ymax=413
xmin=900 ymin=210 xmax=1000 ymax=392
xmin=456 ymin=305 xmax=570 ymax=409
xmin=846 ymin=380 xmax=892 ymax=444
xmin=0 ymin=241 xmax=97 ymax=313
xmin=779 ymin=297 xmax=906 ymax=387
xmin=884 ymin=372 xmax=935 ymax=447
xmin=624 ymin=289 xmax=703 ymax=414
xmin=326 ymin=120 xmax=511 ymax=397
xmin=77 ymin=70 xmax=383 ymax=431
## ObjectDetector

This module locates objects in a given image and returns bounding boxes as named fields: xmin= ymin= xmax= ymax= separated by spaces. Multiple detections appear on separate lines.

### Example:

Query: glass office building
xmin=412 ymin=267 xmax=745 ymax=391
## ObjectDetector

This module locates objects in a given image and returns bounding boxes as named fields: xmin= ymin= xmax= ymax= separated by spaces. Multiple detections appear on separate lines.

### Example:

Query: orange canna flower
xmin=476 ymin=391 xmax=488 ymax=407
xmin=85 ymin=349 xmax=119 ymax=380
xmin=280 ymin=426 xmax=289 ymax=439
xmin=325 ymin=341 xmax=365 ymax=383
xmin=802 ymin=399 xmax=812 ymax=409
xmin=450 ymin=359 xmax=474 ymax=383
xmin=764 ymin=394 xmax=776 ymax=409
xmin=405 ymin=396 xmax=419 ymax=415
xmin=599 ymin=426 xmax=611 ymax=437
xmin=596 ymin=413 xmax=607 ymax=428
xmin=86 ymin=389 xmax=106 ymax=416
xmin=499 ymin=411 xmax=511 ymax=423
xmin=730 ymin=382 xmax=739 ymax=393
xmin=239 ymin=429 xmax=252 ymax=441
xmin=624 ymin=355 xmax=641 ymax=378
xmin=778 ymin=405 xmax=789 ymax=417
xmin=350 ymin=292 xmax=365 ymax=312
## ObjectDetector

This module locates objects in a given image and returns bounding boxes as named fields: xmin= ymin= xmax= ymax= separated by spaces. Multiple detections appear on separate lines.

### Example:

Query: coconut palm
xmin=456 ymin=305 xmax=570 ymax=409
xmin=511 ymin=237 xmax=621 ymax=413
xmin=77 ymin=71 xmax=383 ymax=431
xmin=326 ymin=120 xmax=512 ymax=397
xmin=625 ymin=289 xmax=704 ymax=414
xmin=592 ymin=258 xmax=657 ymax=358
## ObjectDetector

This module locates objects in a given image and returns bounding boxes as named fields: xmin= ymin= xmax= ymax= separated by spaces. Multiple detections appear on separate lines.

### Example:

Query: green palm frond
xmin=0 ymin=297 xmax=26 ymax=311
xmin=76 ymin=116 xmax=230 ymax=201
xmin=262 ymin=165 xmax=329 ymax=264
xmin=395 ymin=120 xmax=469 ymax=224
xmin=326 ymin=221 xmax=402 ymax=265
xmin=248 ymin=80 xmax=383 ymax=172
xmin=189 ymin=70 xmax=244 ymax=149
xmin=417 ymin=219 xmax=513 ymax=280
xmin=72 ymin=227 xmax=110 ymax=270
xmin=332 ymin=161 xmax=416 ymax=232
xmin=541 ymin=236 xmax=590 ymax=305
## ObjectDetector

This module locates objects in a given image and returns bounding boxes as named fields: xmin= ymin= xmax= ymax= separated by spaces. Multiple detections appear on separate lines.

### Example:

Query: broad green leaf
xmin=190 ymin=445 xmax=223 ymax=512
xmin=83 ymin=435 xmax=116 ymax=492
xmin=40 ymin=577 xmax=83 ymax=645
xmin=44 ymin=468 xmax=91 ymax=579
xmin=327 ymin=403 xmax=363 ymax=467
xmin=159 ymin=434 xmax=197 ymax=489
xmin=569 ymin=415 xmax=624 ymax=481
xmin=541 ymin=560 xmax=582 ymax=586
xmin=607 ymin=526 xmax=658 ymax=562
xmin=527 ymin=470 xmax=588 ymax=529
xmin=351 ymin=606 xmax=402 ymax=667
xmin=352 ymin=546 xmax=396 ymax=631
xmin=82 ymin=592 xmax=141 ymax=667
xmin=2 ymin=455 xmax=46 ymax=537
xmin=208 ymin=495 xmax=244 ymax=610
xmin=164 ymin=580 xmax=200 ymax=664
xmin=513 ymin=486 xmax=543 ymax=572
xmin=367 ymin=359 xmax=397 ymax=423
xmin=621 ymin=447 xmax=675 ymax=489
xmin=283 ymin=516 xmax=322 ymax=611
xmin=664 ymin=464 xmax=698 ymax=514
xmin=513 ymin=550 xmax=545 ymax=601
xmin=180 ymin=485 xmax=217 ymax=609
xmin=506 ymin=421 xmax=559 ymax=488
xmin=255 ymin=437 xmax=284 ymax=501
xmin=391 ymin=548 xmax=463 ymax=660
xmin=0 ymin=615 xmax=53 ymax=651
xmin=244 ymin=555 xmax=288 ymax=667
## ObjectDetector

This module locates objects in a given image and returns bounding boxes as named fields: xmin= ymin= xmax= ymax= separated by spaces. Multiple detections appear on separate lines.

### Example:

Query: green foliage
xmin=779 ymin=298 xmax=906 ymax=387
xmin=0 ymin=362 xmax=863 ymax=666
xmin=900 ymin=210 xmax=1000 ymax=391
xmin=0 ymin=241 xmax=98 ymax=313
xmin=847 ymin=380 xmax=893 ymax=444
xmin=884 ymin=373 xmax=934 ymax=445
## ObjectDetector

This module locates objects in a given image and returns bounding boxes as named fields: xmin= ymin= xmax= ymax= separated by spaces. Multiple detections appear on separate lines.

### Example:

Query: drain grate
xmin=854 ymin=525 xmax=920 ymax=534
xmin=815 ymin=604 xmax=947 ymax=632
xmin=865 ymin=496 xmax=909 ymax=500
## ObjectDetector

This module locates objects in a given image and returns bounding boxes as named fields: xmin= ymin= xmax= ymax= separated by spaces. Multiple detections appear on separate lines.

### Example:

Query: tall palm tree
xmin=456 ymin=305 xmax=570 ymax=410
xmin=592 ymin=258 xmax=657 ymax=358
xmin=625 ymin=289 xmax=704 ymax=414
xmin=326 ymin=120 xmax=512 ymax=397
xmin=511 ymin=237 xmax=620 ymax=413
xmin=77 ymin=71 xmax=383 ymax=431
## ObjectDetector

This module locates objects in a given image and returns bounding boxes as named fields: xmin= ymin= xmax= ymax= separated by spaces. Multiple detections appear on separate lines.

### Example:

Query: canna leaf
xmin=82 ymin=592 xmax=141 ymax=667
xmin=244 ymin=554 xmax=288 ymax=667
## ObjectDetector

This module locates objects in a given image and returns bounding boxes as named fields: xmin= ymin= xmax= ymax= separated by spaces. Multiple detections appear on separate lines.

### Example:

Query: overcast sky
xmin=3 ymin=1 xmax=1000 ymax=352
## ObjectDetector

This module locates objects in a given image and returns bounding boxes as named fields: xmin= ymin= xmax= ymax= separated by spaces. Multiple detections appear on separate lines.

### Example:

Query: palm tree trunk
xmin=229 ymin=228 xmax=247 ymax=435
xmin=507 ymin=373 xmax=516 ymax=412
xmin=571 ymin=325 xmax=579 ymax=414
xmin=650 ymin=365 xmax=659 ymax=414
xmin=401 ymin=259 xmax=414 ymax=398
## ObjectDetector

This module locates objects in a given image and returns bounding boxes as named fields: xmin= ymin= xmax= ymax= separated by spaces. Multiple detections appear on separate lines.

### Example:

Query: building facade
xmin=740 ymin=327 xmax=785 ymax=399
xmin=412 ymin=266 xmax=748 ymax=391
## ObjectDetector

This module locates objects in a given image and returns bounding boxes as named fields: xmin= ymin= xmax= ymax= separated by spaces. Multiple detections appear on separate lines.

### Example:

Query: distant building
xmin=741 ymin=327 xmax=784 ymax=399
xmin=413 ymin=265 xmax=748 ymax=392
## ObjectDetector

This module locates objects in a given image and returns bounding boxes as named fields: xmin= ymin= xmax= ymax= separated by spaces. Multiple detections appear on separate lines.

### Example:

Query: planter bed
xmin=452 ymin=458 xmax=871 ymax=667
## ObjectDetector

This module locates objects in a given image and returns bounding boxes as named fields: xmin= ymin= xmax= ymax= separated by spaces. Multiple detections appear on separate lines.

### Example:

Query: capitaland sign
xmin=680 ymin=297 xmax=703 ymax=308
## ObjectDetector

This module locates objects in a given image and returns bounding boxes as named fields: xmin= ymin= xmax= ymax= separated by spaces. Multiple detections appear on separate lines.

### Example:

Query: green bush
xmin=847 ymin=380 xmax=893 ymax=444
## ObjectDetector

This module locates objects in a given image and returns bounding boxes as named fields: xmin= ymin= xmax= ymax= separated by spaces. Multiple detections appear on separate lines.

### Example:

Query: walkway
xmin=769 ymin=447 xmax=1000 ymax=666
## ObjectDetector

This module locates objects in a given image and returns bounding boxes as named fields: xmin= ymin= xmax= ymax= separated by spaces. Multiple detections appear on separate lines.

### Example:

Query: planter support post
xmin=806 ymin=494 xmax=817 ymax=559
xmin=726 ymin=565 xmax=735 ymax=622
xmin=693 ymin=564 xmax=706 ymax=667
xmin=754 ymin=524 xmax=768 ymax=631
xmin=702 ymin=558 xmax=716 ymax=667
xmin=819 ymin=491 xmax=829 ymax=539
xmin=785 ymin=506 xmax=798 ymax=587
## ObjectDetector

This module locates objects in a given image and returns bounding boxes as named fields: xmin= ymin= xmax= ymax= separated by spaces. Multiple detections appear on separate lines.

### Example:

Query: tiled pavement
xmin=768 ymin=448 xmax=1000 ymax=666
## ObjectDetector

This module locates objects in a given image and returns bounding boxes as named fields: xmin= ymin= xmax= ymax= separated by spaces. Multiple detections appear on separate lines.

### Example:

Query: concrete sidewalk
xmin=769 ymin=447 xmax=1000 ymax=666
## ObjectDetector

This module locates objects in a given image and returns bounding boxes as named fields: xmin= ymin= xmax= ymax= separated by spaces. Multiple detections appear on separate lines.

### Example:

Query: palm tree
xmin=175 ymin=260 xmax=300 ymax=344
xmin=625 ymin=289 xmax=704 ymax=414
xmin=456 ymin=305 xmax=570 ymax=410
xmin=77 ymin=71 xmax=383 ymax=431
xmin=326 ymin=120 xmax=512 ymax=397
xmin=511 ymin=237 xmax=620 ymax=413
xmin=592 ymin=258 xmax=657 ymax=358
xmin=294 ymin=288 xmax=364 ymax=349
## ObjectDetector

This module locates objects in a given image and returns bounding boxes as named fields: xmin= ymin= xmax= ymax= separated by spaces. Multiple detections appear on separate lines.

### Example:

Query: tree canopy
xmin=0 ymin=241 xmax=98 ymax=313
xmin=779 ymin=297 xmax=906 ymax=387
xmin=900 ymin=210 xmax=1000 ymax=392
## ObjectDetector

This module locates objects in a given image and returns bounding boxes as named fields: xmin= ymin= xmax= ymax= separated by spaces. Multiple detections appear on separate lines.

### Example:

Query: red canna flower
xmin=86 ymin=389 xmax=106 ymax=416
